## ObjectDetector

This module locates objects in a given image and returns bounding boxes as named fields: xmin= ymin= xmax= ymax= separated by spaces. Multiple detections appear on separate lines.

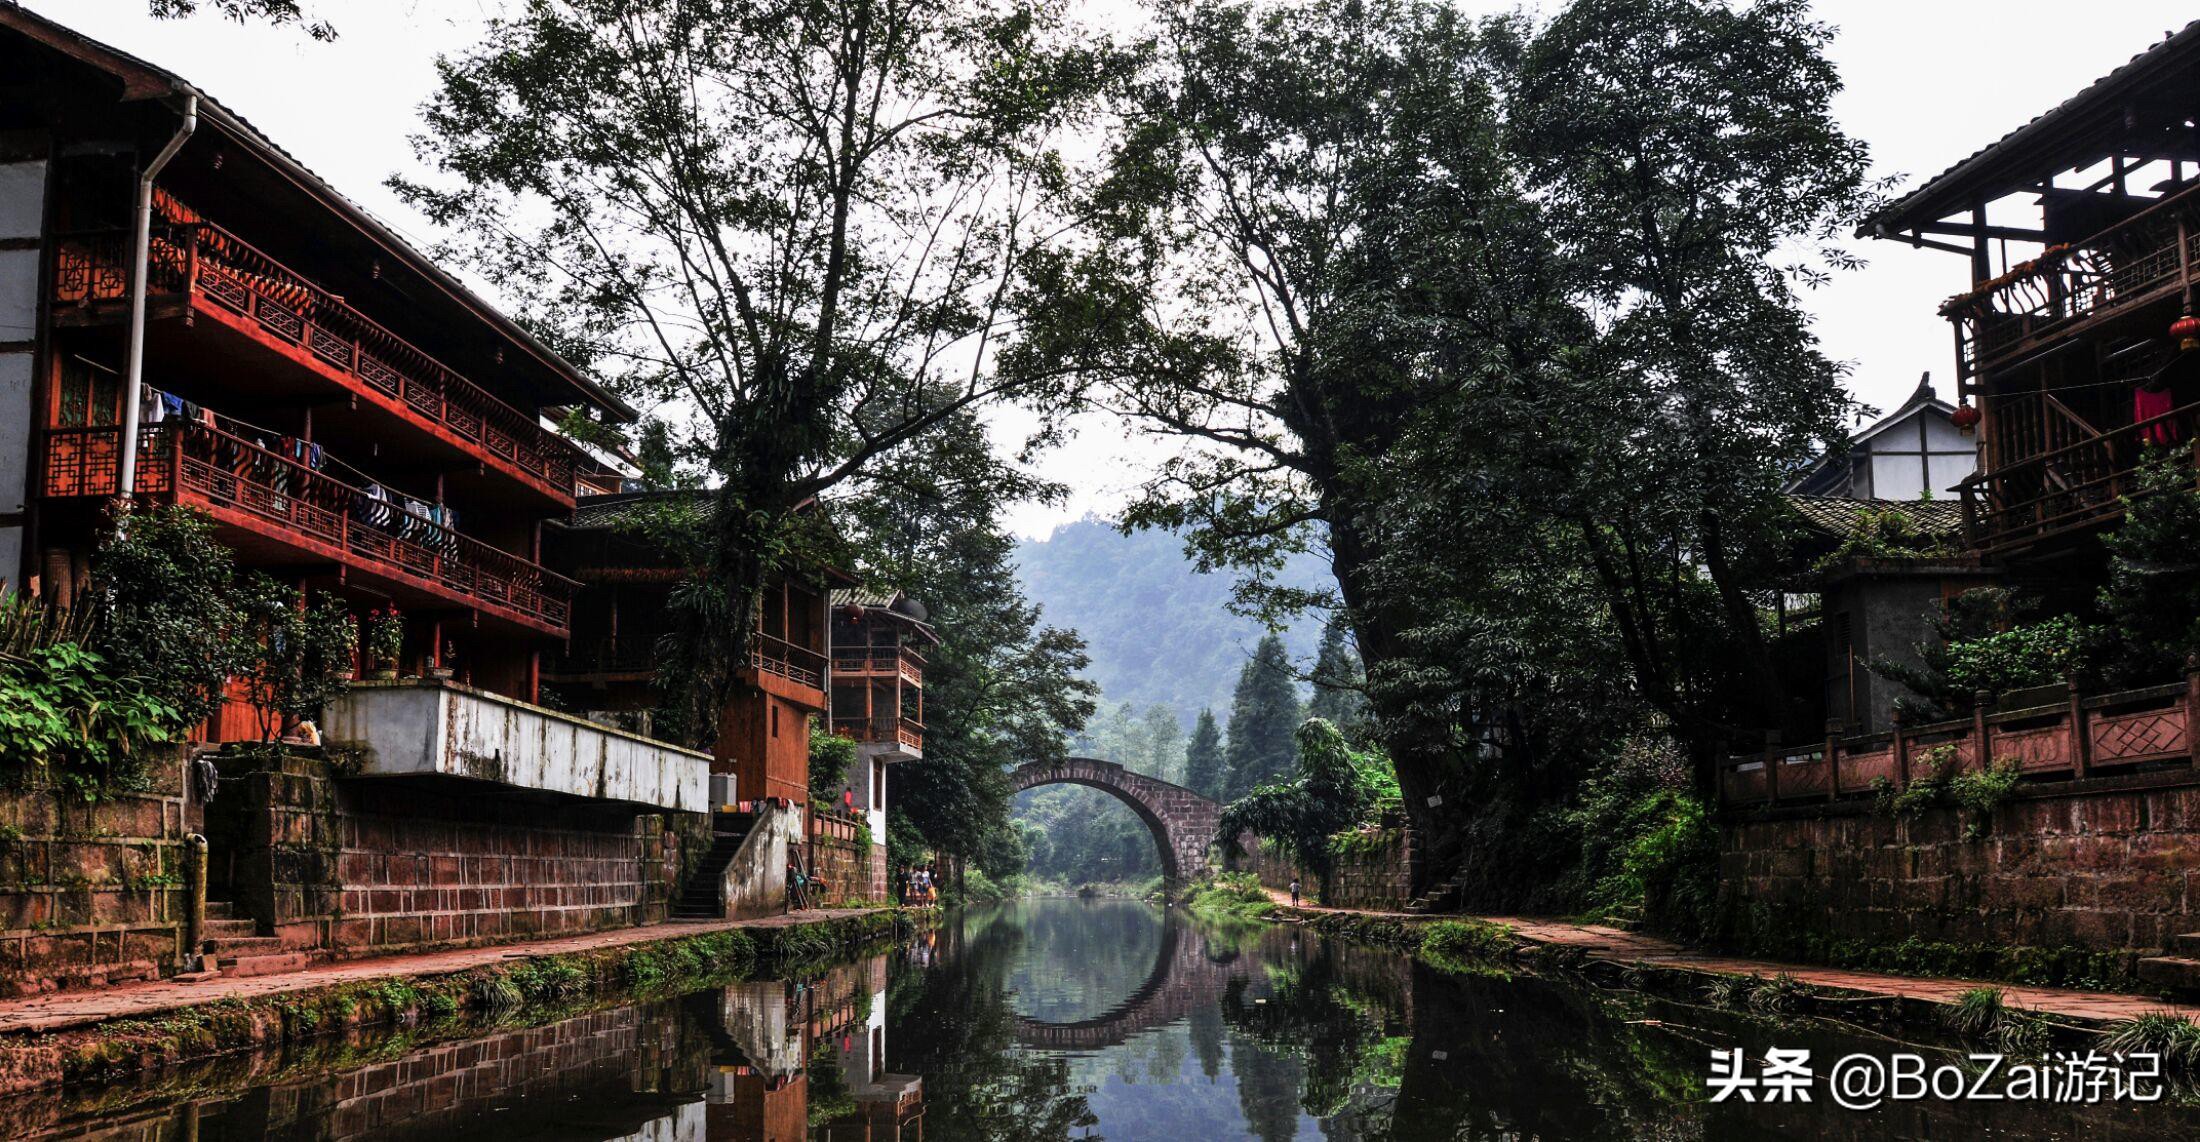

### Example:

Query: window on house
xmin=771 ymin=704 xmax=780 ymax=738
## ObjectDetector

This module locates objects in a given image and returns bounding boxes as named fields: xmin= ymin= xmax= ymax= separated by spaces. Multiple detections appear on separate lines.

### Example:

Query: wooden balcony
xmin=1958 ymin=393 xmax=2200 ymax=553
xmin=51 ymin=218 xmax=586 ymax=505
xmin=42 ymin=422 xmax=577 ymax=636
xmin=831 ymin=644 xmax=924 ymax=687
xmin=830 ymin=714 xmax=924 ymax=756
xmin=1941 ymin=181 xmax=2200 ymax=380
xmin=1720 ymin=677 xmax=2200 ymax=810
xmin=548 ymin=630 xmax=828 ymax=691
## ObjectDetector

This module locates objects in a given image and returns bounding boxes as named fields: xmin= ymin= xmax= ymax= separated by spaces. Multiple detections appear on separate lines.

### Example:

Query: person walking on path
xmin=1289 ymin=878 xmax=1301 ymax=907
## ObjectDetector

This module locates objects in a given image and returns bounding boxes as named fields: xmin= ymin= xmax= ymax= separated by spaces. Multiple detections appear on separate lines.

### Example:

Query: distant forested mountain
xmin=1013 ymin=517 xmax=1327 ymax=722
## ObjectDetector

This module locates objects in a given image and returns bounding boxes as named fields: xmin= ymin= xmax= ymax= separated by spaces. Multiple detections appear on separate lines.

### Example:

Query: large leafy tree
xmin=1491 ymin=0 xmax=1872 ymax=783
xmin=398 ymin=0 xmax=1116 ymax=747
xmin=1042 ymin=0 xmax=1578 ymax=853
xmin=1222 ymin=633 xmax=1301 ymax=800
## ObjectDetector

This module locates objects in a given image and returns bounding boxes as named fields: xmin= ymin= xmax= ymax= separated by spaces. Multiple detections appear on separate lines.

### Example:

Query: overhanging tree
xmin=1033 ymin=0 xmax=1581 ymax=859
xmin=1492 ymin=0 xmax=1874 ymax=785
xmin=398 ymin=0 xmax=1117 ymax=749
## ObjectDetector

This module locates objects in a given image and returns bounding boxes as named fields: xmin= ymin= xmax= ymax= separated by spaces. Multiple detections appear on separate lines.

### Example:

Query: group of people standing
xmin=899 ymin=865 xmax=941 ymax=905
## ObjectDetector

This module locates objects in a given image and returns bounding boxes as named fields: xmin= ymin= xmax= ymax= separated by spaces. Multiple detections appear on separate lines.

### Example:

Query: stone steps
xmin=2174 ymin=932 xmax=2200 ymax=958
xmin=2138 ymin=954 xmax=2200 ymax=992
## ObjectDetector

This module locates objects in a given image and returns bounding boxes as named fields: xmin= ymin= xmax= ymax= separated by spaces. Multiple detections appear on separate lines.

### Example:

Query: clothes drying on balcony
xmin=2136 ymin=382 xmax=2181 ymax=446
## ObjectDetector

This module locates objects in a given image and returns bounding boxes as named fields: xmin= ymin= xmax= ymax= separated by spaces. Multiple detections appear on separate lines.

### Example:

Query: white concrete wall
xmin=321 ymin=681 xmax=712 ymax=813
xmin=720 ymin=800 xmax=800 ymax=919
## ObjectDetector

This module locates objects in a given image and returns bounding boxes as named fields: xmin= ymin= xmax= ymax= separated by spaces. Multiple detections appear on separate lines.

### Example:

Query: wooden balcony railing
xmin=549 ymin=631 xmax=827 ymax=686
xmin=752 ymin=632 xmax=827 ymax=690
xmin=42 ymin=422 xmax=577 ymax=633
xmin=1720 ymin=676 xmax=2200 ymax=809
xmin=1940 ymin=182 xmax=2200 ymax=379
xmin=831 ymin=644 xmax=924 ymax=685
xmin=52 ymin=218 xmax=584 ymax=500
xmin=1959 ymin=395 xmax=2200 ymax=551
xmin=830 ymin=714 xmax=924 ymax=752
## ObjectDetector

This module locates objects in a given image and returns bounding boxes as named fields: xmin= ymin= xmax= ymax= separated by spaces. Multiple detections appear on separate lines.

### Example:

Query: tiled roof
xmin=1784 ymin=494 xmax=1963 ymax=540
xmin=567 ymin=490 xmax=708 ymax=532
xmin=1861 ymin=20 xmax=2200 ymax=236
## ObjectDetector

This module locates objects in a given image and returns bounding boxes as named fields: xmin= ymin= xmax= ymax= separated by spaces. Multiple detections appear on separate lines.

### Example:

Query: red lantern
xmin=1951 ymin=402 xmax=1981 ymax=434
xmin=2173 ymin=312 xmax=2200 ymax=352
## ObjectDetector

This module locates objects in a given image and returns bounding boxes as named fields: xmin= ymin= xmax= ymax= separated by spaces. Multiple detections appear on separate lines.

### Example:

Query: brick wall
xmin=1720 ymin=773 xmax=2200 ymax=958
xmin=206 ymin=752 xmax=689 ymax=956
xmin=1242 ymin=819 xmax=1416 ymax=911
xmin=0 ymin=747 xmax=192 ymax=995
xmin=809 ymin=810 xmax=886 ymax=905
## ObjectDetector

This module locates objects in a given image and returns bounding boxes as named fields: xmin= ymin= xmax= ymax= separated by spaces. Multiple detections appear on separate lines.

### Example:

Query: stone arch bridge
xmin=1008 ymin=757 xmax=1224 ymax=886
xmin=1010 ymin=919 xmax=1250 ymax=1052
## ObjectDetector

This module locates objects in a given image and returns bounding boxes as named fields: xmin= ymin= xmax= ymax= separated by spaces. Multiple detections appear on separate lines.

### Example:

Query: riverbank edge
xmin=1269 ymin=905 xmax=2195 ymax=1043
xmin=0 ymin=907 xmax=937 ymax=1097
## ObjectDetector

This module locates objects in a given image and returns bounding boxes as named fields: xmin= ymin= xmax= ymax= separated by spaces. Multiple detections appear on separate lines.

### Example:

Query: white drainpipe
xmin=116 ymin=94 xmax=198 ymax=504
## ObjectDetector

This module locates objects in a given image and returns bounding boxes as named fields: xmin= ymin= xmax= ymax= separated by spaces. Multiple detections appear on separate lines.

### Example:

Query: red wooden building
xmin=1861 ymin=20 xmax=2200 ymax=565
xmin=1 ymin=5 xmax=633 ymax=734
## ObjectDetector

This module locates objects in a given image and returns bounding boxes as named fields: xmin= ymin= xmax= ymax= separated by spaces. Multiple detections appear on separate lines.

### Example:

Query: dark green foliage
xmin=0 ymin=643 xmax=179 ymax=800
xmin=1305 ymin=615 xmax=1367 ymax=737
xmin=1183 ymin=708 xmax=1225 ymax=799
xmin=836 ymin=412 xmax=1095 ymax=881
xmin=89 ymin=506 xmax=248 ymax=731
xmin=1223 ymin=634 xmax=1302 ymax=800
xmin=1015 ymin=785 xmax=1160 ymax=882
xmin=1218 ymin=719 xmax=1391 ymax=895
xmin=232 ymin=578 xmax=357 ymax=742
xmin=809 ymin=728 xmax=859 ymax=808
xmin=1547 ymin=736 xmax=1714 ymax=939
xmin=2098 ymin=446 xmax=2200 ymax=683
xmin=399 ymin=0 xmax=1122 ymax=748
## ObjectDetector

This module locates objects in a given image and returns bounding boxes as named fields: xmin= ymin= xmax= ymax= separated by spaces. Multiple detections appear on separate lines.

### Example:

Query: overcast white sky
xmin=25 ymin=0 xmax=2198 ymax=536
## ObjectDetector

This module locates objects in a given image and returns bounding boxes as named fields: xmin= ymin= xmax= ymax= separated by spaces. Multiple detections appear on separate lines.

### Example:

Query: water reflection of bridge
xmin=1010 ymin=920 xmax=1251 ymax=1052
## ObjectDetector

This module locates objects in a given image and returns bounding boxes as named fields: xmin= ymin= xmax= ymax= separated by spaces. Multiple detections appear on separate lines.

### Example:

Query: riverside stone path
xmin=0 ymin=908 xmax=881 ymax=1037
xmin=1265 ymin=892 xmax=2200 ymax=1026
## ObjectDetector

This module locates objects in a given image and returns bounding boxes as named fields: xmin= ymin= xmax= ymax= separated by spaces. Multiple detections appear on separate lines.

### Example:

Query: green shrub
xmin=2102 ymin=1012 xmax=2200 ymax=1072
xmin=0 ymin=643 xmax=182 ymax=800
xmin=1419 ymin=920 xmax=1515 ymax=973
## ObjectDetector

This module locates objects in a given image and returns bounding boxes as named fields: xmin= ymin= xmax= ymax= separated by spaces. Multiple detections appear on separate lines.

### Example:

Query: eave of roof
xmin=1783 ymin=494 xmax=1964 ymax=540
xmin=1860 ymin=20 xmax=2200 ymax=237
xmin=0 ymin=1 xmax=637 ymax=423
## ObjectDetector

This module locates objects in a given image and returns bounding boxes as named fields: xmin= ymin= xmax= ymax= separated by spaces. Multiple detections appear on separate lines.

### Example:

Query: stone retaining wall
xmin=1720 ymin=772 xmax=2200 ymax=961
xmin=1242 ymin=821 xmax=1416 ymax=911
xmin=0 ymin=748 xmax=192 ymax=995
xmin=206 ymin=752 xmax=688 ymax=956
xmin=808 ymin=812 xmax=885 ymax=906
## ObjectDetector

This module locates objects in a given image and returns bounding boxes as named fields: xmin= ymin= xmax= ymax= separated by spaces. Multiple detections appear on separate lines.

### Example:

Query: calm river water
xmin=13 ymin=898 xmax=2200 ymax=1140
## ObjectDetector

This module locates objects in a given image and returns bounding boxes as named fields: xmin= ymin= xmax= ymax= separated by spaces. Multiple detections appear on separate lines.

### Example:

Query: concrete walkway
xmin=0 ymin=909 xmax=880 ymax=1037
xmin=1268 ymin=891 xmax=2200 ymax=1026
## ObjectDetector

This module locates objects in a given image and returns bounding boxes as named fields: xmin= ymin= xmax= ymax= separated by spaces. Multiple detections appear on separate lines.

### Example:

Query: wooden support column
xmin=2186 ymin=655 xmax=2200 ymax=770
xmin=1890 ymin=711 xmax=1908 ymax=788
xmin=2069 ymin=679 xmax=2090 ymax=779
xmin=1825 ymin=719 xmax=1842 ymax=802
xmin=1763 ymin=732 xmax=1780 ymax=805
xmin=1972 ymin=690 xmax=1993 ymax=774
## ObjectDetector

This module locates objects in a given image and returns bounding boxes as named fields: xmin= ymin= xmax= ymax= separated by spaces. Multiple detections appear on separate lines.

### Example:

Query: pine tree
xmin=1223 ymin=633 xmax=1303 ymax=800
xmin=1183 ymin=708 xmax=1225 ymax=799
xmin=1306 ymin=614 xmax=1366 ymax=732
xmin=1143 ymin=703 xmax=1185 ymax=783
